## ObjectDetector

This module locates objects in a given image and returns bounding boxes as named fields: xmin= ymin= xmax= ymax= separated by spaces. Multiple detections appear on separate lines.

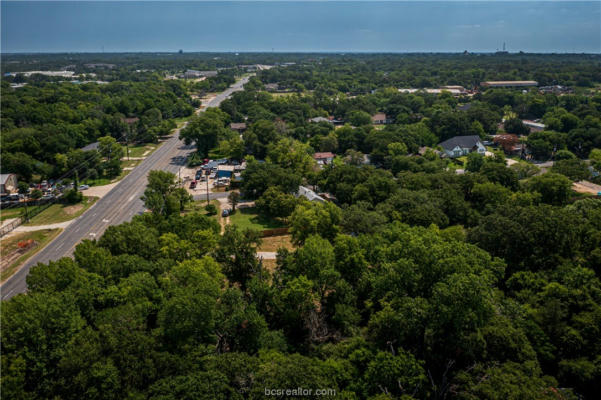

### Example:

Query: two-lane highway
xmin=1 ymin=76 xmax=249 ymax=300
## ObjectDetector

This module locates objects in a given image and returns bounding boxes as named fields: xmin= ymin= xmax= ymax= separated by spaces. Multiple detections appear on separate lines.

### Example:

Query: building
xmin=297 ymin=186 xmax=325 ymax=202
xmin=480 ymin=81 xmax=538 ymax=88
xmin=184 ymin=70 xmax=218 ymax=79
xmin=308 ymin=117 xmax=332 ymax=124
xmin=217 ymin=165 xmax=235 ymax=179
xmin=313 ymin=152 xmax=335 ymax=165
xmin=398 ymin=87 xmax=465 ymax=96
xmin=539 ymin=85 xmax=573 ymax=95
xmin=264 ymin=83 xmax=279 ymax=92
xmin=0 ymin=174 xmax=18 ymax=195
xmin=522 ymin=120 xmax=545 ymax=132
xmin=371 ymin=113 xmax=392 ymax=125
xmin=230 ymin=122 xmax=247 ymax=132
xmin=438 ymin=136 xmax=486 ymax=158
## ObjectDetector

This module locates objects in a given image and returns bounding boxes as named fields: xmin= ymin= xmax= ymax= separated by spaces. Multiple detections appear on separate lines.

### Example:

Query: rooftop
xmin=438 ymin=135 xmax=483 ymax=151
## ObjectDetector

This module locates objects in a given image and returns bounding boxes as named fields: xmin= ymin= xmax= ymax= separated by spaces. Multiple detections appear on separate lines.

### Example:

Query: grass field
xmin=0 ymin=228 xmax=62 ymax=282
xmin=1 ymin=207 xmax=25 ymax=222
xmin=126 ymin=143 xmax=157 ymax=158
xmin=25 ymin=196 xmax=97 ymax=226
xmin=228 ymin=207 xmax=285 ymax=231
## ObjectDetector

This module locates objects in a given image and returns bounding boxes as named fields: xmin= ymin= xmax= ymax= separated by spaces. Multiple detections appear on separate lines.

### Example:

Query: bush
xmin=205 ymin=203 xmax=218 ymax=215
xmin=63 ymin=188 xmax=83 ymax=204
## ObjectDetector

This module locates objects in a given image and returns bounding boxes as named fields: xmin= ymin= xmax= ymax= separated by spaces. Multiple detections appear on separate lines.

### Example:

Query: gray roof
xmin=0 ymin=173 xmax=16 ymax=184
xmin=81 ymin=142 xmax=99 ymax=152
xmin=438 ymin=135 xmax=483 ymax=151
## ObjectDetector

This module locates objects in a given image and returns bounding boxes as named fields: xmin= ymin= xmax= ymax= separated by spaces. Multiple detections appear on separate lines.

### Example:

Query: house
xmin=308 ymin=117 xmax=332 ymax=124
xmin=297 ymin=186 xmax=325 ymax=202
xmin=313 ymin=152 xmax=335 ymax=165
xmin=522 ymin=120 xmax=545 ymax=132
xmin=0 ymin=174 xmax=17 ymax=195
xmin=480 ymin=81 xmax=538 ymax=88
xmin=438 ymin=136 xmax=486 ymax=158
xmin=230 ymin=122 xmax=247 ymax=132
xmin=264 ymin=83 xmax=279 ymax=92
xmin=371 ymin=113 xmax=392 ymax=125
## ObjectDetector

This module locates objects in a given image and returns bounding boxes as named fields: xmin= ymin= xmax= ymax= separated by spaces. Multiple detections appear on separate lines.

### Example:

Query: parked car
xmin=78 ymin=184 xmax=89 ymax=190
xmin=189 ymin=181 xmax=197 ymax=189
xmin=195 ymin=170 xmax=203 ymax=180
xmin=221 ymin=209 xmax=230 ymax=217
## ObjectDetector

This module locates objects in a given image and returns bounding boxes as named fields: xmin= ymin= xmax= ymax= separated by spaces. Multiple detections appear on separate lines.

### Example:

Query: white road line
xmin=128 ymin=195 xmax=135 ymax=202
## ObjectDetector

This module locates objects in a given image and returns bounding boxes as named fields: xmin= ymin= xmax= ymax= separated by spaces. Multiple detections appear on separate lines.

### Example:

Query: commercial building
xmin=480 ymin=81 xmax=538 ymax=88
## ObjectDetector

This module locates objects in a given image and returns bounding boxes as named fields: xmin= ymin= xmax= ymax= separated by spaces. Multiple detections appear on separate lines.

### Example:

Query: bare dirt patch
xmin=62 ymin=203 xmax=83 ymax=216
xmin=573 ymin=180 xmax=601 ymax=195
xmin=259 ymin=234 xmax=295 ymax=252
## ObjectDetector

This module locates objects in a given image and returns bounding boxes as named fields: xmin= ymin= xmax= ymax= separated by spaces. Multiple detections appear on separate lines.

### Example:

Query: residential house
xmin=371 ymin=113 xmax=392 ymax=125
xmin=264 ymin=83 xmax=279 ymax=92
xmin=0 ymin=173 xmax=17 ymax=194
xmin=308 ymin=117 xmax=332 ymax=124
xmin=522 ymin=120 xmax=545 ymax=132
xmin=313 ymin=152 xmax=335 ymax=165
xmin=297 ymin=186 xmax=325 ymax=202
xmin=438 ymin=135 xmax=486 ymax=158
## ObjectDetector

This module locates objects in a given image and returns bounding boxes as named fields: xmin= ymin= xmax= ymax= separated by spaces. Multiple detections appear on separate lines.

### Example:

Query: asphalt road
xmin=1 ymin=76 xmax=249 ymax=300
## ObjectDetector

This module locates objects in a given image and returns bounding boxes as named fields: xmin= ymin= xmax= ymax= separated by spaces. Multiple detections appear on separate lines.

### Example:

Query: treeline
xmin=257 ymin=53 xmax=601 ymax=93
xmin=0 ymin=79 xmax=194 ymax=182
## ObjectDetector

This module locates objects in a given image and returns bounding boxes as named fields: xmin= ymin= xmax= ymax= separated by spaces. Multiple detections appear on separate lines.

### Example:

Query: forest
xmin=2 ymin=53 xmax=601 ymax=399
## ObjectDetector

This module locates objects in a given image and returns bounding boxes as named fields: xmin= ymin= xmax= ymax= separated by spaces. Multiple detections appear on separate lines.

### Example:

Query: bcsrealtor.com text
xmin=264 ymin=387 xmax=337 ymax=397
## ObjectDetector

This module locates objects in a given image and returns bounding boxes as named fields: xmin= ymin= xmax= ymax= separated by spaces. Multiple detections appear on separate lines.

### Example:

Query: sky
xmin=2 ymin=1 xmax=600 ymax=53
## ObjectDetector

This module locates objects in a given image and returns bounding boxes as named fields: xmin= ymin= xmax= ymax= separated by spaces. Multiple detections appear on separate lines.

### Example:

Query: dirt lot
xmin=258 ymin=234 xmax=295 ymax=252
xmin=573 ymin=180 xmax=601 ymax=195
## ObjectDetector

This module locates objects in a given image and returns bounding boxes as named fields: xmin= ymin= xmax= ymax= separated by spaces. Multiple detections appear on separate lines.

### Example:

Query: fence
xmin=0 ymin=199 xmax=56 ymax=238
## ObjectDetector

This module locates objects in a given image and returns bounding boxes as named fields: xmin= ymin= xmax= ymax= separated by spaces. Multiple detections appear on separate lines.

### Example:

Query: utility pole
xmin=206 ymin=169 xmax=210 ymax=205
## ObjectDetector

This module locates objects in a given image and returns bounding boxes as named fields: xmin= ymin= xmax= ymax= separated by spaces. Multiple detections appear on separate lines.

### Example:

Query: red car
xmin=189 ymin=181 xmax=197 ymax=189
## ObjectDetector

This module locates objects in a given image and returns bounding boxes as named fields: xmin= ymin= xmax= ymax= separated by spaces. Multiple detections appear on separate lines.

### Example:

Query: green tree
xmin=228 ymin=191 xmax=240 ymax=212
xmin=524 ymin=173 xmax=572 ymax=205
xmin=141 ymin=170 xmax=191 ymax=215
xmin=289 ymin=201 xmax=342 ymax=245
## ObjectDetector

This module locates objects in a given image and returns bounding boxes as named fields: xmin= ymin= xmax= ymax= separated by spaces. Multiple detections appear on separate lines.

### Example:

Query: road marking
xmin=56 ymin=242 xmax=64 ymax=250
xmin=74 ymin=227 xmax=80 ymax=233
xmin=3 ymin=289 xmax=15 ymax=299
xmin=128 ymin=195 xmax=135 ymax=202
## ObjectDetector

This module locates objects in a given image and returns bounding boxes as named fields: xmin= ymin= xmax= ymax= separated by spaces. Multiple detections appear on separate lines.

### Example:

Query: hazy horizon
xmin=2 ymin=1 xmax=600 ymax=54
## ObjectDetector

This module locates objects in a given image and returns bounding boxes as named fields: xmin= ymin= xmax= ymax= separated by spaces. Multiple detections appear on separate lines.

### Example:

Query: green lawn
xmin=25 ymin=196 xmax=98 ymax=226
xmin=1 ymin=228 xmax=62 ymax=282
xmin=126 ymin=143 xmax=158 ymax=158
xmin=1 ymin=207 xmax=25 ymax=222
xmin=184 ymin=199 xmax=220 ymax=218
xmin=228 ymin=207 xmax=285 ymax=231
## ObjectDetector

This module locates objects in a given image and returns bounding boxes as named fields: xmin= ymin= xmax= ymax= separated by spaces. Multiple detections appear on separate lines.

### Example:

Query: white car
xmin=78 ymin=184 xmax=90 ymax=190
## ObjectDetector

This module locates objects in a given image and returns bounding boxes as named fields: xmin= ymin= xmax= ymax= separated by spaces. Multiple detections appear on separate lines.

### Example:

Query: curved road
xmin=1 ymin=76 xmax=249 ymax=300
